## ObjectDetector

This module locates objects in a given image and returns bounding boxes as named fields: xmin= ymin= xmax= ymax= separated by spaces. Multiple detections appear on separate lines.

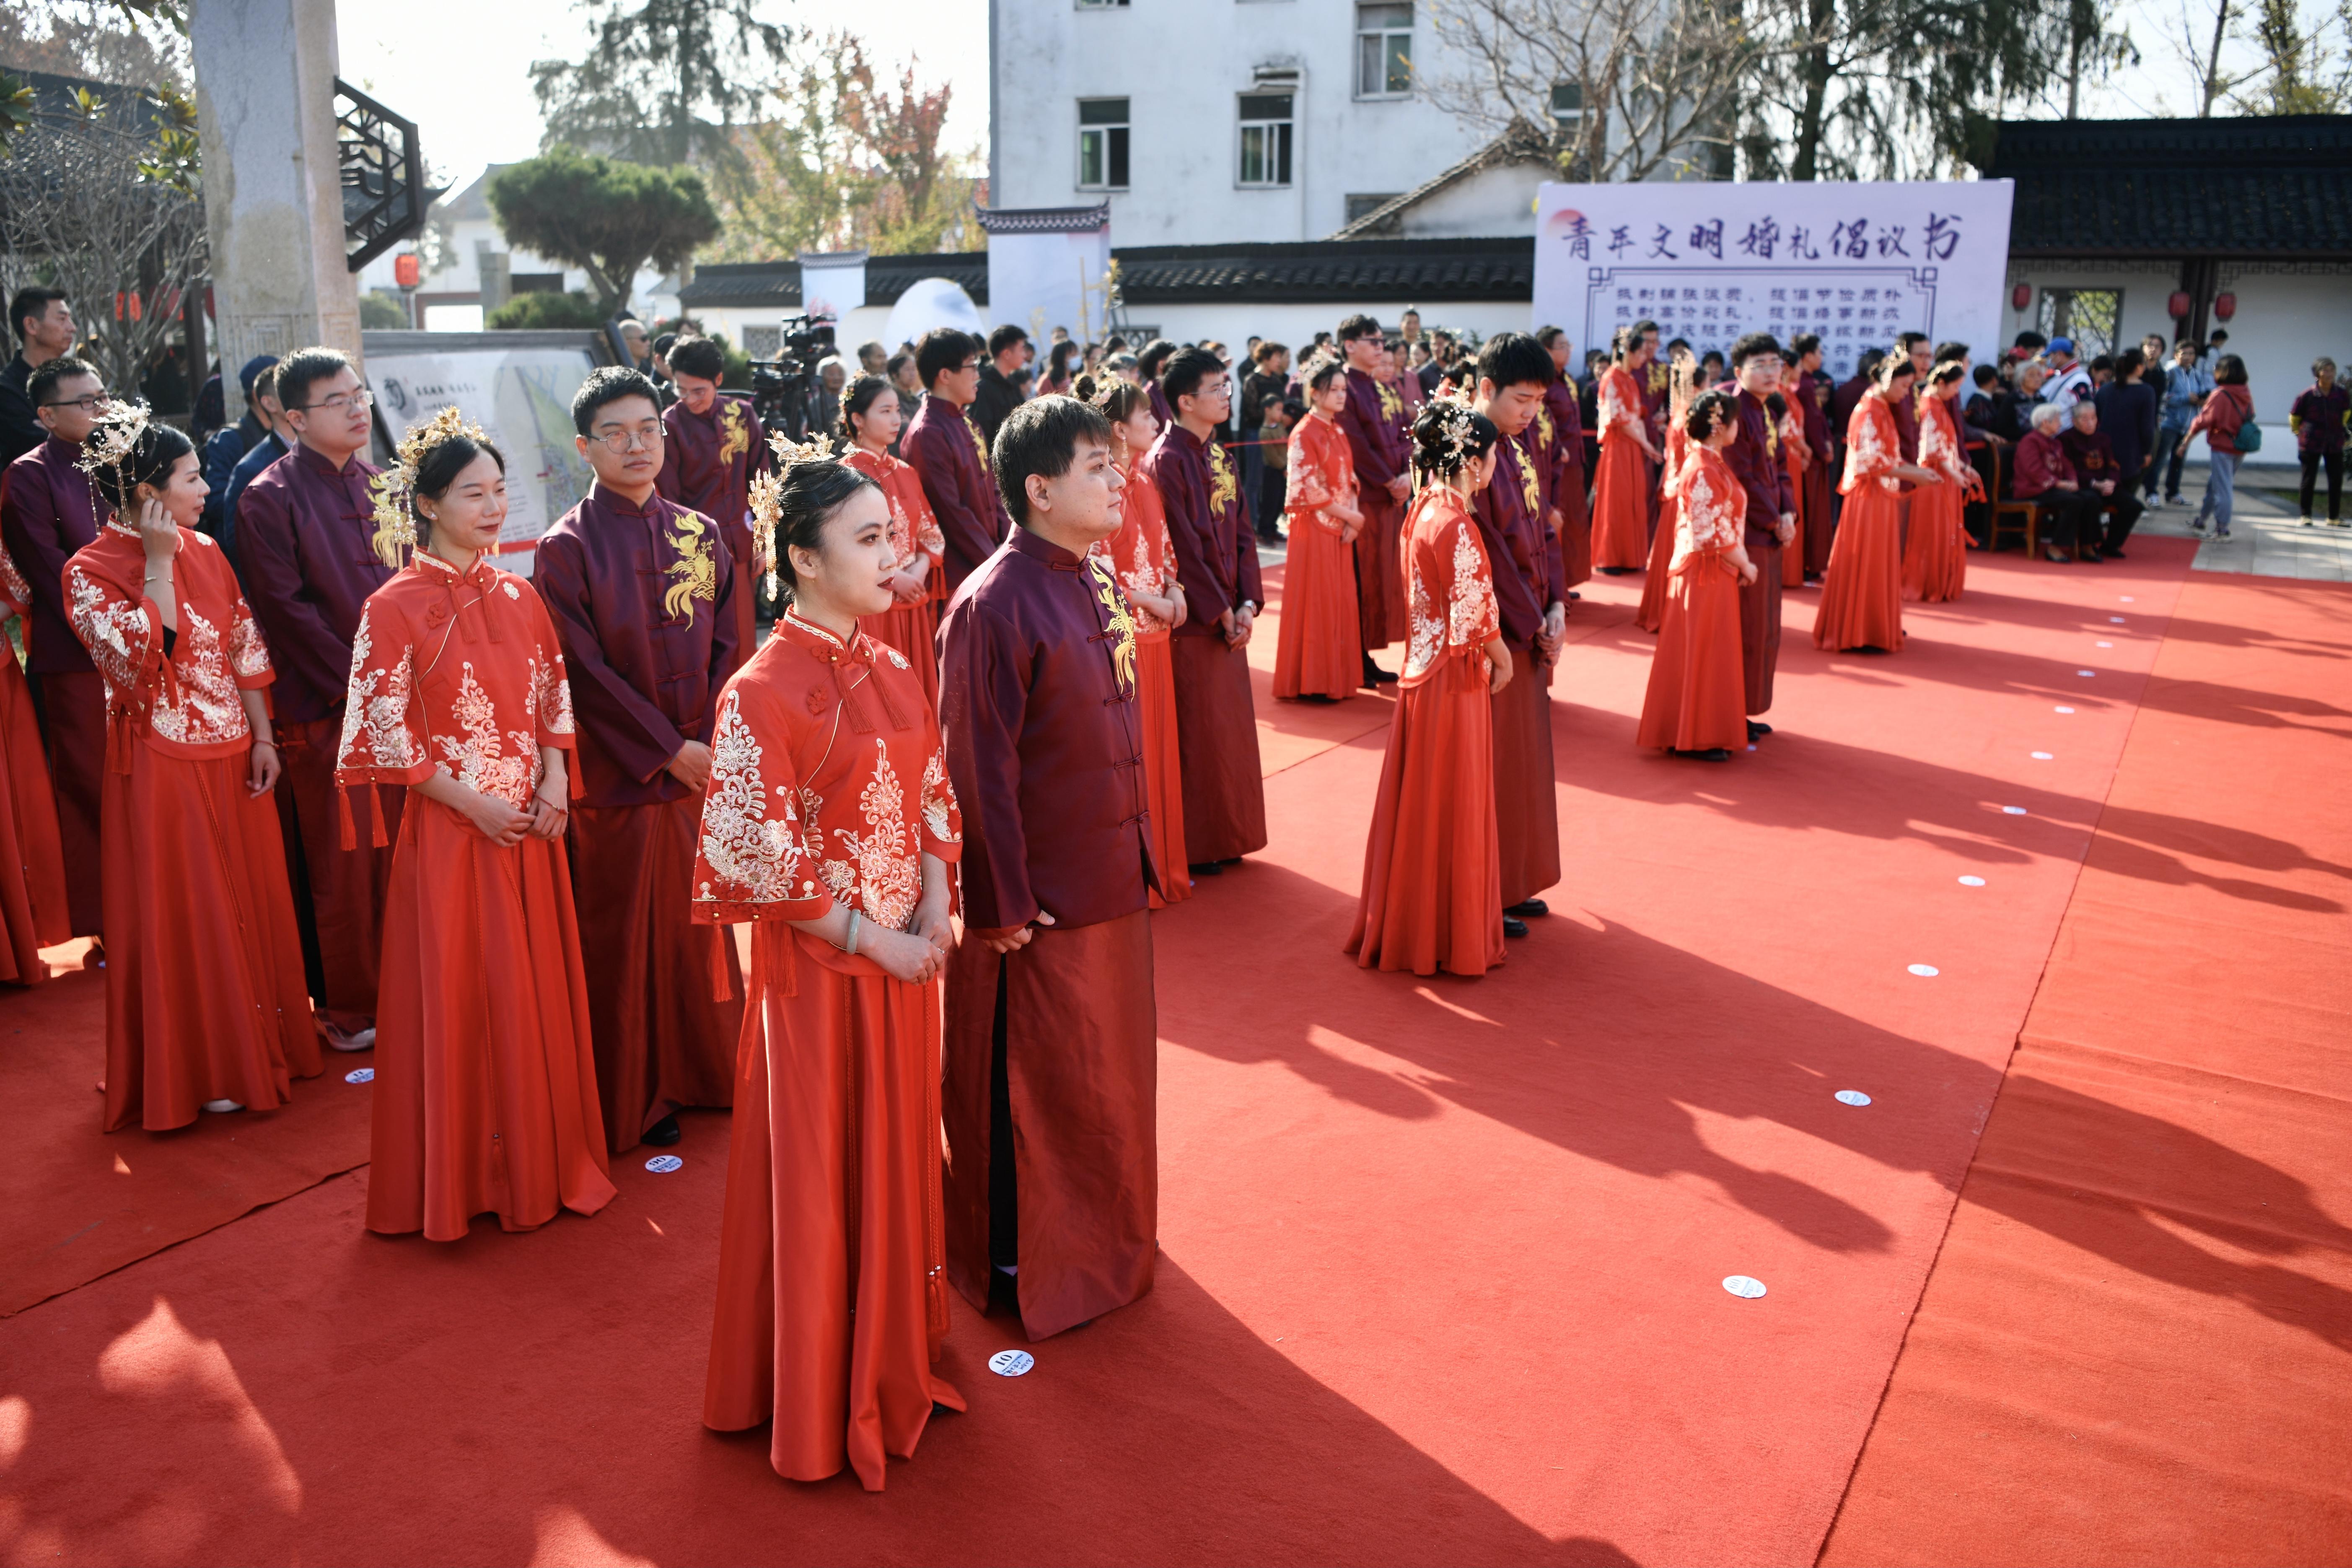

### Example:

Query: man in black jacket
xmin=972 ymin=324 xmax=1032 ymax=445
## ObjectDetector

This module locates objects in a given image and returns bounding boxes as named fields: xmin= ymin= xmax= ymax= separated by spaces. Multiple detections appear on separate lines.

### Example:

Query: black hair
xmin=1729 ymin=332 xmax=1783 ymax=369
xmin=10 ymin=287 xmax=67 ymax=344
xmin=1476 ymin=331 xmax=1555 ymax=392
xmin=1933 ymin=340 xmax=1970 ymax=365
xmin=1136 ymin=337 xmax=1179 ymax=379
xmin=1873 ymin=352 xmax=1919 ymax=389
xmin=1409 ymin=402 xmax=1499 ymax=479
xmin=1535 ymin=324 xmax=1567 ymax=349
xmin=2012 ymin=329 xmax=2048 ymax=351
xmin=1667 ymin=336 xmax=1694 ymax=354
xmin=1973 ymin=364 xmax=1999 ymax=386
xmin=27 ymin=355 xmax=99 ymax=408
xmin=2116 ymin=347 xmax=2145 ymax=376
xmin=1791 ymin=333 xmax=1823 ymax=357
xmin=87 ymin=415 xmax=196 ymax=513
xmin=770 ymin=460 xmax=882 ymax=601
xmin=1857 ymin=347 xmax=1886 ymax=374
xmin=2088 ymin=353 xmax=2115 ymax=376
xmin=885 ymin=350 xmax=914 ymax=381
xmin=277 ymin=346 xmax=356 ymax=414
xmin=1925 ymin=359 xmax=1968 ymax=389
xmin=1076 ymin=371 xmax=1151 ymax=430
xmin=1159 ymin=345 xmax=1225 ymax=408
xmin=1686 ymin=389 xmax=1737 ymax=441
xmin=1047 ymin=340 xmax=1079 ymax=381
xmin=668 ymin=337 xmax=726 ymax=381
xmin=253 ymin=364 xmax=282 ymax=407
xmin=1764 ymin=391 xmax=1788 ymax=421
xmin=992 ymin=395 xmax=1113 ymax=526
xmin=837 ymin=373 xmax=900 ymax=445
xmin=1336 ymin=314 xmax=1382 ymax=344
xmin=1632 ymin=317 xmax=1661 ymax=341
xmin=2213 ymin=353 xmax=2248 ymax=386
xmin=987 ymin=324 xmax=1029 ymax=358
xmin=1304 ymin=355 xmax=1347 ymax=394
xmin=570 ymin=366 xmax=663 ymax=435
xmin=916 ymin=328 xmax=978 ymax=390
xmin=1611 ymin=325 xmax=1644 ymax=362
xmin=1897 ymin=331 xmax=1929 ymax=351
xmin=1279 ymin=397 xmax=1306 ymax=423
xmin=652 ymin=332 xmax=679 ymax=357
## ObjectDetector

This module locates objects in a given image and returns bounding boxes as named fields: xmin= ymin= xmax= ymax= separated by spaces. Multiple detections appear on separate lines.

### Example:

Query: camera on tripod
xmin=747 ymin=314 xmax=838 ymax=438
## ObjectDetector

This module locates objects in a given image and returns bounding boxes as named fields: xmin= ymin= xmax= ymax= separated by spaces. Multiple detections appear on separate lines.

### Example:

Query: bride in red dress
xmin=837 ymin=376 xmax=947 ymax=702
xmin=1816 ymin=356 xmax=1940 ymax=654
xmin=1635 ymin=349 xmax=1699 ymax=634
xmin=1637 ymin=391 xmax=1760 ymax=761
xmin=65 ymin=406 xmax=318 ymax=1130
xmin=1902 ymin=360 xmax=1977 ymax=603
xmin=1590 ymin=326 xmax=1662 ymax=572
xmin=1347 ymin=400 xmax=1511 ymax=980
xmin=337 ymin=409 xmax=615 ymax=1239
xmin=700 ymin=440 xmax=966 ymax=1490
xmin=0 ymin=542 xmax=69 ymax=983
xmin=1272 ymin=353 xmax=1365 ymax=701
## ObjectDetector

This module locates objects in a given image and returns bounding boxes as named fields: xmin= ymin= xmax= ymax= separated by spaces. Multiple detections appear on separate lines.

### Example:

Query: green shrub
xmin=488 ymin=290 xmax=610 ymax=330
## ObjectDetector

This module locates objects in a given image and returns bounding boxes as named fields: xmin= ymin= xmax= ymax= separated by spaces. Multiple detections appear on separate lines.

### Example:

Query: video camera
xmin=747 ymin=314 xmax=837 ymax=438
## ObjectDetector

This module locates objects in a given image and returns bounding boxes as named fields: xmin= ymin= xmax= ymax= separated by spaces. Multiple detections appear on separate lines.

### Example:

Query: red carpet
xmin=1822 ymin=570 xmax=2352 ymax=1564
xmin=3 ymin=538 xmax=2334 ymax=1563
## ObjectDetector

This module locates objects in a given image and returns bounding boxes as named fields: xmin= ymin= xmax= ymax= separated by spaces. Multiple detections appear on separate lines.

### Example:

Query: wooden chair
xmin=1986 ymin=443 xmax=2041 ymax=552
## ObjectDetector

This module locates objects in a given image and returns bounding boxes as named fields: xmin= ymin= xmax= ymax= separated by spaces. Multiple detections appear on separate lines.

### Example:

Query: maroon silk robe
xmin=937 ymin=525 xmax=1158 ymax=1341
xmin=235 ymin=441 xmax=401 ymax=1034
xmin=535 ymin=482 xmax=746 ymax=1150
xmin=1794 ymin=369 xmax=1839 ymax=578
xmin=656 ymin=394 xmax=767 ymax=665
xmin=1338 ymin=366 xmax=1409 ymax=650
xmin=1138 ymin=422 xmax=1267 ymax=865
xmin=1539 ymin=377 xmax=1593 ymax=588
xmin=1720 ymin=385 xmax=1795 ymax=718
xmin=902 ymin=396 xmax=1011 ymax=593
xmin=1471 ymin=432 xmax=1565 ymax=910
xmin=1 ymin=437 xmax=108 ymax=934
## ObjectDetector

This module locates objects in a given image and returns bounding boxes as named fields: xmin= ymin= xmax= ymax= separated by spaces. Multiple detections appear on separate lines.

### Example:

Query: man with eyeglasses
xmin=1 ymin=288 xmax=78 ymax=468
xmin=536 ymin=365 xmax=745 ymax=1155
xmin=236 ymin=346 xmax=401 ymax=1053
xmin=0 ymin=353 xmax=111 ymax=946
xmin=902 ymin=328 xmax=1012 ymax=594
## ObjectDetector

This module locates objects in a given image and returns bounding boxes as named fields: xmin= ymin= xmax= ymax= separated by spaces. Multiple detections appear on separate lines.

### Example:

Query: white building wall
xmin=993 ymin=0 xmax=1495 ymax=243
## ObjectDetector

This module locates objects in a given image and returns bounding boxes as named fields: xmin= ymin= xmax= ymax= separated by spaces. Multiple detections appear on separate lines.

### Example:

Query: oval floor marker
xmin=1958 ymin=875 xmax=1987 ymax=886
xmin=645 ymin=1154 xmax=683 ymax=1174
xmin=2054 ymin=705 xmax=2075 ymax=714
xmin=2109 ymin=616 xmax=2126 ymax=623
xmin=2121 ymin=595 xmax=2134 ymax=601
xmin=1835 ymin=1089 xmax=1873 ymax=1107
xmin=2003 ymin=806 xmax=2028 ymax=815
xmin=344 ymin=1067 xmax=375 ymax=1084
xmin=2077 ymin=669 xmax=2096 ymax=677
xmin=1909 ymin=963 xmax=1940 ymax=977
xmin=1723 ymin=1275 xmax=1768 ymax=1298
xmin=989 ymin=1349 xmax=1036 ymax=1376
xmin=2031 ymin=751 xmax=2054 ymax=760
xmin=2097 ymin=640 xmax=2114 ymax=648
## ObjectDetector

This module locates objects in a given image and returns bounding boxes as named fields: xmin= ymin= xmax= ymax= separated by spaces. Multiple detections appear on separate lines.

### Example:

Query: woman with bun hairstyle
xmin=1272 ymin=351 xmax=1364 ymax=702
xmin=1347 ymin=400 xmax=1511 ymax=979
xmin=65 ymin=403 xmax=319 ymax=1130
xmin=337 ymin=407 xmax=614 ymax=1238
xmin=1816 ymin=353 xmax=1938 ymax=653
xmin=697 ymin=435 xmax=964 ymax=1490
xmin=1635 ymin=348 xmax=1701 ymax=634
xmin=1083 ymin=372 xmax=1193 ymax=905
xmin=837 ymin=375 xmax=947 ymax=702
xmin=1902 ymin=359 xmax=1976 ymax=601
xmin=1637 ymin=392 xmax=1759 ymax=760
xmin=1591 ymin=323 xmax=1663 ymax=571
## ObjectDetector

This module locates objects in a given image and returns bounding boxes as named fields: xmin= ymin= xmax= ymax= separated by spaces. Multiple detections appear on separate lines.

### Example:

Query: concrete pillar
xmin=190 ymin=0 xmax=360 ymax=419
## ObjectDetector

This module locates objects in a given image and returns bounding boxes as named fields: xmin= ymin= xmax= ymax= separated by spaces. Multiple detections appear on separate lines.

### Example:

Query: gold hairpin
xmin=371 ymin=407 xmax=488 ymax=568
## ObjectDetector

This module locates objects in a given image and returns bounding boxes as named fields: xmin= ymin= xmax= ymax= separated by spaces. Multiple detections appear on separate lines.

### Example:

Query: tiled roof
xmin=1116 ymin=238 xmax=1535 ymax=303
xmin=974 ymin=202 xmax=1111 ymax=235
xmin=1987 ymin=114 xmax=2352 ymax=259
xmin=681 ymin=238 xmax=1538 ymax=311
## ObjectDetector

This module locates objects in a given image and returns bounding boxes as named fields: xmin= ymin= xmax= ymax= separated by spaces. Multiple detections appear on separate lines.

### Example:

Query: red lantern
xmin=394 ymin=253 xmax=421 ymax=289
xmin=2011 ymin=282 xmax=2032 ymax=311
xmin=2213 ymin=291 xmax=2236 ymax=321
xmin=2168 ymin=290 xmax=2191 ymax=320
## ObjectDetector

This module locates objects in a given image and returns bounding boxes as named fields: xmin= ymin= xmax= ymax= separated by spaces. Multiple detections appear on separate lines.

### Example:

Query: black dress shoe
xmin=1187 ymin=860 xmax=1225 ymax=877
xmin=1502 ymin=915 xmax=1530 ymax=938
xmin=1675 ymin=746 xmax=1733 ymax=762
xmin=1297 ymin=692 xmax=1339 ymax=704
xmin=642 ymin=1113 xmax=682 ymax=1147
xmin=1746 ymin=720 xmax=1772 ymax=740
xmin=1504 ymin=898 xmax=1549 ymax=918
xmin=1362 ymin=656 xmax=1399 ymax=686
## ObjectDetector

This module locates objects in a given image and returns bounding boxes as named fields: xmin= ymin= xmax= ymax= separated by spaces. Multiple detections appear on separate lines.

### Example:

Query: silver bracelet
xmin=842 ymin=909 xmax=862 ymax=956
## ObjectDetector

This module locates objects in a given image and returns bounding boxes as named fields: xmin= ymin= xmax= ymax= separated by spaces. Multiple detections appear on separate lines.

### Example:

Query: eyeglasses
xmin=303 ymin=388 xmax=376 ymax=413
xmin=39 ymin=391 xmax=110 ymax=413
xmin=588 ymin=423 xmax=665 ymax=453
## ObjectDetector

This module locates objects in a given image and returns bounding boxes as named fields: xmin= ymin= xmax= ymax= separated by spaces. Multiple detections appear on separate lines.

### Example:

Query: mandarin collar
xmin=776 ymin=607 xmax=869 ymax=660
xmin=1007 ymin=524 xmax=1088 ymax=573
xmin=412 ymin=547 xmax=496 ymax=589
xmin=590 ymin=481 xmax=661 ymax=518
xmin=294 ymin=442 xmax=364 ymax=482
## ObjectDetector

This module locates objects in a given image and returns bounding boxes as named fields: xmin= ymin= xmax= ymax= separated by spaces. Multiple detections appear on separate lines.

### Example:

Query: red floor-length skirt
xmin=366 ymin=795 xmax=616 ymax=1239
xmin=1590 ymin=436 xmax=1653 ymax=570
xmin=1273 ymin=517 xmax=1362 ymax=700
xmin=570 ymin=794 xmax=742 ymax=1152
xmin=863 ymin=598 xmax=939 ymax=709
xmin=1347 ymin=653 xmax=1505 ymax=978
xmin=101 ymin=746 xmax=320 ymax=1131
xmin=1136 ymin=632 xmax=1192 ymax=908
xmin=1815 ymin=484 xmax=1907 ymax=652
xmin=1634 ymin=495 xmax=1679 ymax=632
xmin=1901 ymin=477 xmax=1967 ymax=603
xmin=1637 ymin=555 xmax=1748 ymax=753
xmin=0 ymin=653 xmax=68 ymax=983
xmin=705 ymin=927 xmax=964 ymax=1491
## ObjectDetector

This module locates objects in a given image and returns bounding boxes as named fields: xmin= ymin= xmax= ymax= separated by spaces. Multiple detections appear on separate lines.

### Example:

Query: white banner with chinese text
xmin=1531 ymin=181 xmax=2015 ymax=380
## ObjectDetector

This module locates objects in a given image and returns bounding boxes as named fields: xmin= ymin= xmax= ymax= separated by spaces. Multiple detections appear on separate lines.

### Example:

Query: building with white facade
xmin=989 ymin=0 xmax=1554 ymax=244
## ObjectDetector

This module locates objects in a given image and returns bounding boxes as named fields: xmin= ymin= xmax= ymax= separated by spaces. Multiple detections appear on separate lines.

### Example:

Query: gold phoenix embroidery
xmin=1534 ymin=406 xmax=1556 ymax=448
xmin=1376 ymin=382 xmax=1404 ymax=422
xmin=1515 ymin=436 xmax=1542 ymax=516
xmin=1088 ymin=557 xmax=1137 ymax=696
xmin=966 ymin=414 xmax=991 ymax=473
xmin=717 ymin=399 xmax=751 ymax=465
xmin=1207 ymin=439 xmax=1239 ymax=517
xmin=663 ymin=511 xmax=716 ymax=624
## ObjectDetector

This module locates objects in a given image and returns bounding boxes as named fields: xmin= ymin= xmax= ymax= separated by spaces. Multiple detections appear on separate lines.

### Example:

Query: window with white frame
xmin=1238 ymin=92 xmax=1294 ymax=187
xmin=1078 ymin=97 xmax=1130 ymax=189
xmin=1356 ymin=3 xmax=1414 ymax=97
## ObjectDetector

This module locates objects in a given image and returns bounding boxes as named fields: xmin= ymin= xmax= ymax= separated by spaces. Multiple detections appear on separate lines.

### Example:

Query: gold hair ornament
xmin=748 ymin=430 xmax=839 ymax=600
xmin=74 ymin=399 xmax=153 ymax=496
xmin=370 ymin=406 xmax=489 ymax=569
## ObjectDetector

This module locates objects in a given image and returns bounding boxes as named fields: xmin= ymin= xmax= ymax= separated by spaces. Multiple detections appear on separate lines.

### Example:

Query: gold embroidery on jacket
xmin=662 ymin=511 xmax=716 ymax=624
xmin=1088 ymin=556 xmax=1137 ymax=696
xmin=718 ymin=399 xmax=750 ymax=465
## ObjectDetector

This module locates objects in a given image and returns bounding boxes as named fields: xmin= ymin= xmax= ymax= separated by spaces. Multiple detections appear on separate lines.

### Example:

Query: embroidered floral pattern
xmin=144 ymin=602 xmax=249 ymax=747
xmin=67 ymin=564 xmax=154 ymax=699
xmin=1404 ymin=560 xmax=1442 ymax=681
xmin=697 ymin=689 xmax=815 ymax=907
xmin=717 ymin=399 xmax=751 ymax=465
xmin=1207 ymin=438 xmax=1239 ymax=517
xmin=338 ymin=606 xmax=422 ymax=773
xmin=435 ymin=663 xmax=539 ymax=806
xmin=1844 ymin=398 xmax=1901 ymax=493
xmin=1088 ymin=556 xmax=1137 ymax=696
xmin=0 ymin=546 xmax=31 ymax=610
xmin=527 ymin=651 xmax=575 ymax=737
xmin=1919 ymin=397 xmax=1969 ymax=482
xmin=1447 ymin=519 xmax=1495 ymax=649
xmin=920 ymin=749 xmax=959 ymax=847
xmin=815 ymin=740 xmax=921 ymax=929
xmin=662 ymin=511 xmax=716 ymax=625
xmin=1600 ymin=366 xmax=1644 ymax=441
xmin=1673 ymin=453 xmax=1746 ymax=568
xmin=1513 ymin=435 xmax=1543 ymax=516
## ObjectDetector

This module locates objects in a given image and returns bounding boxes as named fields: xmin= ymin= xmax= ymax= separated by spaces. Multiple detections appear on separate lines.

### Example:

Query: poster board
xmin=363 ymin=337 xmax=601 ymax=574
xmin=1531 ymin=181 xmax=2015 ymax=379
xmin=980 ymin=204 xmax=1112 ymax=342
xmin=799 ymin=251 xmax=868 ymax=321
